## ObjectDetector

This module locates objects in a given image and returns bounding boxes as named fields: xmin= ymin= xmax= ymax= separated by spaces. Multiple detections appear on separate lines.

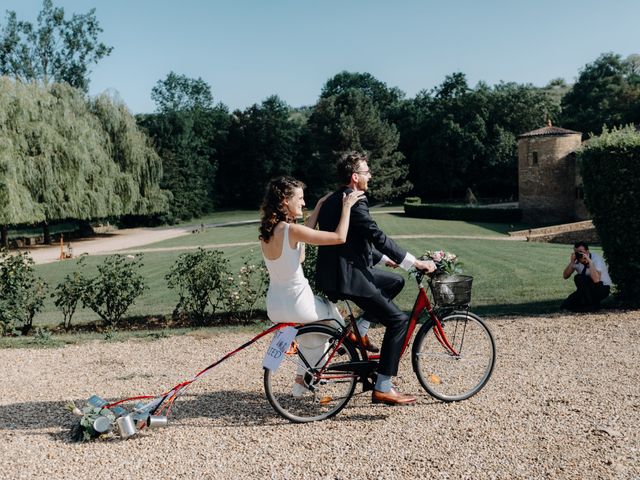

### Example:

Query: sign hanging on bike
xmin=262 ymin=326 xmax=298 ymax=371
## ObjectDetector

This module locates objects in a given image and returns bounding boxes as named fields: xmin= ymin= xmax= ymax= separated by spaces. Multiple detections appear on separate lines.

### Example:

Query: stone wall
xmin=518 ymin=133 xmax=582 ymax=224
xmin=509 ymin=220 xmax=600 ymax=244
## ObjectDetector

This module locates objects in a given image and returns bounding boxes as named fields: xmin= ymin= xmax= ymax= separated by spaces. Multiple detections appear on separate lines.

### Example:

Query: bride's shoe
xmin=292 ymin=382 xmax=310 ymax=397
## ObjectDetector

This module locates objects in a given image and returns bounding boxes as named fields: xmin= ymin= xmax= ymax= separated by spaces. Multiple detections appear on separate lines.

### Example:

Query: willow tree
xmin=0 ymin=77 xmax=168 ymax=246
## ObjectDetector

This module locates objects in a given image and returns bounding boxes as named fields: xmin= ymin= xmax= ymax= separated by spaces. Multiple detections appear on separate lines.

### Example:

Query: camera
xmin=575 ymin=251 xmax=584 ymax=260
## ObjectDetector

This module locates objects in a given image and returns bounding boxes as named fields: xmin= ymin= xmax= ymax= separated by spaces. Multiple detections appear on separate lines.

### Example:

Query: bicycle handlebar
xmin=412 ymin=262 xmax=445 ymax=284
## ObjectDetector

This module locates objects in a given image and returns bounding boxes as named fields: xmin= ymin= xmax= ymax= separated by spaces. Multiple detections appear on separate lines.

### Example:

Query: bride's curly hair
xmin=259 ymin=176 xmax=306 ymax=242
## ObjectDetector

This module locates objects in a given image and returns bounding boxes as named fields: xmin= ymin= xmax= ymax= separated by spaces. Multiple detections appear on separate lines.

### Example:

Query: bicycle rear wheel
xmin=264 ymin=324 xmax=359 ymax=423
xmin=412 ymin=311 xmax=495 ymax=402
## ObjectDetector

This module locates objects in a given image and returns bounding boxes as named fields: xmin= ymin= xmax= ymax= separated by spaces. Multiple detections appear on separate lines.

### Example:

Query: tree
xmin=0 ymin=0 xmax=112 ymax=92
xmin=306 ymin=89 xmax=410 ymax=202
xmin=561 ymin=52 xmax=640 ymax=137
xmin=216 ymin=95 xmax=301 ymax=208
xmin=321 ymin=71 xmax=405 ymax=119
xmin=139 ymin=72 xmax=229 ymax=220
xmin=0 ymin=79 xmax=169 ymax=243
xmin=399 ymin=73 xmax=560 ymax=200
xmin=151 ymin=71 xmax=214 ymax=112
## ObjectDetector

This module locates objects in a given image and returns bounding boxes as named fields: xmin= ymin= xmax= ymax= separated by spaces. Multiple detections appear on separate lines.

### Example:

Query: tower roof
xmin=518 ymin=123 xmax=581 ymax=138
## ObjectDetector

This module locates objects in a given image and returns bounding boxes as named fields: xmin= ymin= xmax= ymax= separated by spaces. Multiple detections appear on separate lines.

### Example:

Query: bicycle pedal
xmin=285 ymin=341 xmax=298 ymax=355
xmin=361 ymin=378 xmax=375 ymax=392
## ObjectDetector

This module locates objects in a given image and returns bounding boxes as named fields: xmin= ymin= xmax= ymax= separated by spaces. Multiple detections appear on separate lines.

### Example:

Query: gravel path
xmin=1 ymin=311 xmax=639 ymax=479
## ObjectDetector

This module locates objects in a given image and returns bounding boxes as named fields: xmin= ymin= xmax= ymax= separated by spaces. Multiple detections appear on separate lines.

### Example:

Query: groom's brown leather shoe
xmin=348 ymin=332 xmax=380 ymax=353
xmin=371 ymin=388 xmax=417 ymax=406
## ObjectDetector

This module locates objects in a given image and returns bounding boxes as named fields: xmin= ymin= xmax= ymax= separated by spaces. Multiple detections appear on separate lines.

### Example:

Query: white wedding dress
xmin=263 ymin=223 xmax=342 ymax=325
xmin=262 ymin=223 xmax=343 ymax=389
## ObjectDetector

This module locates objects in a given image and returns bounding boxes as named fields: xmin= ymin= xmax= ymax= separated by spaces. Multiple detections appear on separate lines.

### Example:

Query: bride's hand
xmin=342 ymin=191 xmax=365 ymax=208
xmin=316 ymin=192 xmax=332 ymax=207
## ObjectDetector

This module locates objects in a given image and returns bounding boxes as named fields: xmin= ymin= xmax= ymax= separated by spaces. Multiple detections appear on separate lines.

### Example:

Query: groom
xmin=315 ymin=151 xmax=435 ymax=405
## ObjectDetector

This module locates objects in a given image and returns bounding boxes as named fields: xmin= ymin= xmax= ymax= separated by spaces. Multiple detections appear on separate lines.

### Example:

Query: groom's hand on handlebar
xmin=414 ymin=259 xmax=436 ymax=273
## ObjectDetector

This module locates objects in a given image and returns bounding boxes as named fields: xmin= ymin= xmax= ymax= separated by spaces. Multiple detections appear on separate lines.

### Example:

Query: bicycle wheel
xmin=264 ymin=324 xmax=359 ymax=423
xmin=412 ymin=311 xmax=495 ymax=402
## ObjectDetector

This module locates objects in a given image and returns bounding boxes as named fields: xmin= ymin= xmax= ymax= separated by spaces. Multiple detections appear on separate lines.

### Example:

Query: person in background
xmin=561 ymin=241 xmax=612 ymax=312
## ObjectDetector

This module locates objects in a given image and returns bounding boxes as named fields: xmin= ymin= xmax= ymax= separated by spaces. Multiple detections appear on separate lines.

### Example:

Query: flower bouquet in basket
xmin=419 ymin=250 xmax=472 ymax=306
xmin=419 ymin=250 xmax=463 ymax=275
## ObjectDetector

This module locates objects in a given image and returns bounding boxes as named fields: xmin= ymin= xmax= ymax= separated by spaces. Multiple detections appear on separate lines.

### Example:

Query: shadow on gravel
xmin=0 ymin=389 xmax=390 ymax=439
xmin=473 ymin=296 xmax=619 ymax=317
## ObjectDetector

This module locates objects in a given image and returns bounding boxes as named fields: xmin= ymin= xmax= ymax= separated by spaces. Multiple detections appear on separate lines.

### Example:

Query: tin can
xmin=87 ymin=395 xmax=107 ymax=408
xmin=110 ymin=406 xmax=127 ymax=418
xmin=116 ymin=414 xmax=137 ymax=438
xmin=146 ymin=415 xmax=168 ymax=428
xmin=92 ymin=416 xmax=112 ymax=434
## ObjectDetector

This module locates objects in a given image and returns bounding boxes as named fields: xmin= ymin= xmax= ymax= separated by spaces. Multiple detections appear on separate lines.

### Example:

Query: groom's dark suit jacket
xmin=315 ymin=186 xmax=408 ymax=300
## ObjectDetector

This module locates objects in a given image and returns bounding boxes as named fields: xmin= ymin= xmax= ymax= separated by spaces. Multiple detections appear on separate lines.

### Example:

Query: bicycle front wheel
xmin=412 ymin=311 xmax=495 ymax=402
xmin=264 ymin=324 xmax=359 ymax=423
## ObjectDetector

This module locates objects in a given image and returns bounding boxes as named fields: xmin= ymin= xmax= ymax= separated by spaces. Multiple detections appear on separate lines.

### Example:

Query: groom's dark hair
xmin=337 ymin=151 xmax=368 ymax=184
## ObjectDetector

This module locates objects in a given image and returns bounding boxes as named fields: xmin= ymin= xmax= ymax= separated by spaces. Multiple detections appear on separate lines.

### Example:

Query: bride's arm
xmin=290 ymin=191 xmax=364 ymax=246
xmin=304 ymin=192 xmax=332 ymax=229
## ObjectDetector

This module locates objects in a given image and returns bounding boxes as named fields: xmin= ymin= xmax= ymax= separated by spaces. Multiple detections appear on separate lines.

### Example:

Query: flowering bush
xmin=420 ymin=250 xmax=462 ymax=275
xmin=82 ymin=254 xmax=147 ymax=328
xmin=166 ymin=248 xmax=230 ymax=325
xmin=0 ymin=250 xmax=47 ymax=336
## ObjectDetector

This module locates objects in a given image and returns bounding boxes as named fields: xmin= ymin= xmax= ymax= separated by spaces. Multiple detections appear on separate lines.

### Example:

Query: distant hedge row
xmin=403 ymin=203 xmax=522 ymax=223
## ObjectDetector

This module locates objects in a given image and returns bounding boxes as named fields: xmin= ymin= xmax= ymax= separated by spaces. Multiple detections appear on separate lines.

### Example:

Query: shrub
xmin=82 ymin=254 xmax=147 ymax=328
xmin=224 ymin=251 xmax=269 ymax=322
xmin=579 ymin=125 xmax=640 ymax=304
xmin=404 ymin=203 xmax=522 ymax=223
xmin=52 ymin=267 xmax=87 ymax=330
xmin=0 ymin=250 xmax=47 ymax=336
xmin=166 ymin=248 xmax=231 ymax=324
xmin=404 ymin=196 xmax=421 ymax=205
xmin=301 ymin=243 xmax=319 ymax=294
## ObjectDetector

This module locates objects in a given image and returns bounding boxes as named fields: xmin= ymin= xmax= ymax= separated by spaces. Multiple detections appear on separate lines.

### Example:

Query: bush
xmin=52 ymin=267 xmax=87 ymax=330
xmin=302 ymin=243 xmax=319 ymax=294
xmin=403 ymin=203 xmax=522 ymax=223
xmin=166 ymin=248 xmax=231 ymax=324
xmin=579 ymin=125 xmax=640 ymax=304
xmin=224 ymin=251 xmax=269 ymax=322
xmin=404 ymin=196 xmax=421 ymax=205
xmin=82 ymin=254 xmax=147 ymax=328
xmin=0 ymin=250 xmax=47 ymax=336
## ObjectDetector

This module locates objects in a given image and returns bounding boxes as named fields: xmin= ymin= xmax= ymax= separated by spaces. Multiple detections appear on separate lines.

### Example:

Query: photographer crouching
xmin=561 ymin=241 xmax=612 ymax=312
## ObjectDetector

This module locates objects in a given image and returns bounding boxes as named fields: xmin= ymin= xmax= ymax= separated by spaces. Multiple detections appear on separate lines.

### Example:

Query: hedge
xmin=403 ymin=203 xmax=522 ymax=223
xmin=579 ymin=125 xmax=640 ymax=304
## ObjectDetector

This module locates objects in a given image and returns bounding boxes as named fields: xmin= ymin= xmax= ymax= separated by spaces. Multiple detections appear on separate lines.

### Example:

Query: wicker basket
xmin=429 ymin=274 xmax=473 ymax=307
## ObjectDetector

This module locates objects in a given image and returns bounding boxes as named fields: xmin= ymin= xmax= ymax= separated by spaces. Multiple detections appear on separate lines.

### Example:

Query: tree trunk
xmin=1 ymin=225 xmax=7 ymax=249
xmin=43 ymin=221 xmax=51 ymax=245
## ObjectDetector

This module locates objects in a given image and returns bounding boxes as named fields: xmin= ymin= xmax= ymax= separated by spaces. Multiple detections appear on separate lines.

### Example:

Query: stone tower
xmin=518 ymin=123 xmax=582 ymax=224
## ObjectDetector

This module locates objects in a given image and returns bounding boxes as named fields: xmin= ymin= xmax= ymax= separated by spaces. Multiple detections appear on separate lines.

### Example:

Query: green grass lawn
xmin=177 ymin=209 xmax=260 ymax=226
xmin=145 ymin=211 xmax=526 ymax=251
xmin=28 ymin=211 xmax=603 ymax=329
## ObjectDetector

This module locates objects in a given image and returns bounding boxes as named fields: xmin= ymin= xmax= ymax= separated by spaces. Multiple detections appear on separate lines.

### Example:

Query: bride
xmin=259 ymin=176 xmax=363 ymax=324
xmin=259 ymin=176 xmax=363 ymax=396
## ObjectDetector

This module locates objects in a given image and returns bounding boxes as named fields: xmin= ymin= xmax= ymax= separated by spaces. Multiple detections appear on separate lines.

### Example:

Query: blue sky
xmin=4 ymin=1 xmax=640 ymax=114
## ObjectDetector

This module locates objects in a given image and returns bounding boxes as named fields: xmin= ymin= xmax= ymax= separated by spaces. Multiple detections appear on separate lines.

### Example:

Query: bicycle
xmin=263 ymin=268 xmax=496 ymax=423
xmin=94 ymin=269 xmax=494 ymax=437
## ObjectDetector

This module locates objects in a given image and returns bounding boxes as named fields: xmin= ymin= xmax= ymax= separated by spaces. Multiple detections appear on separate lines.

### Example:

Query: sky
xmin=3 ymin=0 xmax=640 ymax=114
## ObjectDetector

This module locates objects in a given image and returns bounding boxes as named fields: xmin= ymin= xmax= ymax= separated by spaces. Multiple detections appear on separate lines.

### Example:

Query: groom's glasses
xmin=356 ymin=169 xmax=372 ymax=177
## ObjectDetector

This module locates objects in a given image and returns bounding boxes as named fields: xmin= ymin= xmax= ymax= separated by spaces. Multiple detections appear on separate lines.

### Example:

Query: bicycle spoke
xmin=412 ymin=312 xmax=495 ymax=402
xmin=264 ymin=325 xmax=358 ymax=423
